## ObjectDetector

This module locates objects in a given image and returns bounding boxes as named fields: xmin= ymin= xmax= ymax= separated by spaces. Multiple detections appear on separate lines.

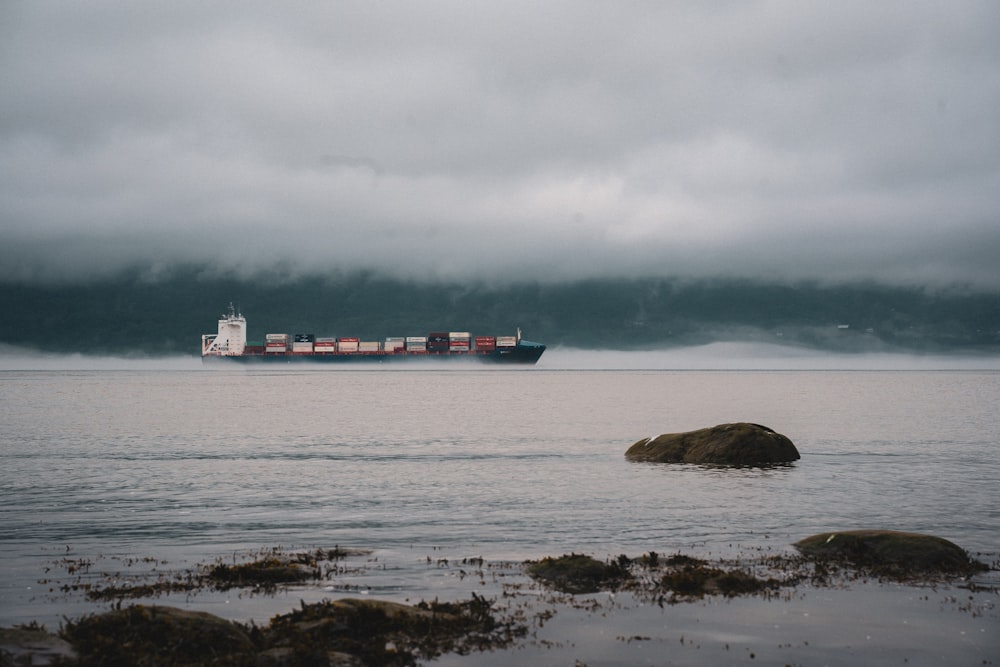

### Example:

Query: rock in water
xmin=62 ymin=606 xmax=256 ymax=665
xmin=794 ymin=529 xmax=987 ymax=576
xmin=525 ymin=553 xmax=631 ymax=594
xmin=625 ymin=422 xmax=799 ymax=465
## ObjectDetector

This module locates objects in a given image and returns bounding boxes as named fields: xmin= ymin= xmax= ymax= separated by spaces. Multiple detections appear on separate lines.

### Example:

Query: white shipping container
xmin=358 ymin=341 xmax=380 ymax=352
xmin=291 ymin=342 xmax=314 ymax=352
xmin=338 ymin=341 xmax=360 ymax=352
xmin=384 ymin=337 xmax=405 ymax=351
xmin=448 ymin=332 xmax=471 ymax=340
xmin=497 ymin=336 xmax=517 ymax=347
xmin=266 ymin=333 xmax=290 ymax=342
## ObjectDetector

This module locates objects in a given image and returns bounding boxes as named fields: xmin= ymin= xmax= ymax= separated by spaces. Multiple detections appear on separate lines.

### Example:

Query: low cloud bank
xmin=538 ymin=343 xmax=1000 ymax=371
xmin=3 ymin=3 xmax=999 ymax=289
xmin=3 ymin=342 xmax=997 ymax=372
xmin=0 ymin=345 xmax=202 ymax=372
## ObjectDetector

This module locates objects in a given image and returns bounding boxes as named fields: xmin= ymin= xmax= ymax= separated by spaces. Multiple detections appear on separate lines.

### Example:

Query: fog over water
xmin=542 ymin=344 xmax=1000 ymax=371
xmin=2 ymin=343 xmax=999 ymax=372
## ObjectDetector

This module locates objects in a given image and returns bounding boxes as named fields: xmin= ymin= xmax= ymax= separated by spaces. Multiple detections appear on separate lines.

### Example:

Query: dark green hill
xmin=1 ymin=268 xmax=997 ymax=355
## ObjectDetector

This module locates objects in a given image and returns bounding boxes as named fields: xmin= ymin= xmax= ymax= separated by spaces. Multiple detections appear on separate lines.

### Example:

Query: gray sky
xmin=2 ymin=1 xmax=999 ymax=286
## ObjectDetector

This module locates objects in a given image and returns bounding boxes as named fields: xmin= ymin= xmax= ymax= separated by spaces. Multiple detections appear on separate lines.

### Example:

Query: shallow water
xmin=1 ymin=362 xmax=998 ymax=662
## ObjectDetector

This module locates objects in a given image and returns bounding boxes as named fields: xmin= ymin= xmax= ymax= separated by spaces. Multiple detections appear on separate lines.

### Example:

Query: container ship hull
xmin=202 ymin=346 xmax=544 ymax=365
xmin=201 ymin=307 xmax=545 ymax=366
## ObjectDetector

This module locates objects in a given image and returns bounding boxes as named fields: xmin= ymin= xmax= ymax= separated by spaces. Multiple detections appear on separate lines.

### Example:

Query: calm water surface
xmin=1 ymin=366 xmax=998 ymax=661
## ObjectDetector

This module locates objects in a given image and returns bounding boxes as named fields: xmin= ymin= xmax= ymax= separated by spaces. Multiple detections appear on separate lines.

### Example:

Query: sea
xmin=2 ymin=344 xmax=999 ymax=664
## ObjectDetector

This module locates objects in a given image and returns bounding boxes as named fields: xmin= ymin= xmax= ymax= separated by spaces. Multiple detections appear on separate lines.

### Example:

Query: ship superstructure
xmin=201 ymin=304 xmax=247 ymax=357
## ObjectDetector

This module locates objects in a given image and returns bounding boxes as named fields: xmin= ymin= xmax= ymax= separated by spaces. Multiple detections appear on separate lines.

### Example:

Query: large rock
xmin=57 ymin=597 xmax=523 ymax=666
xmin=794 ymin=529 xmax=988 ymax=576
xmin=525 ymin=553 xmax=631 ymax=594
xmin=62 ymin=605 xmax=257 ymax=665
xmin=625 ymin=422 xmax=799 ymax=465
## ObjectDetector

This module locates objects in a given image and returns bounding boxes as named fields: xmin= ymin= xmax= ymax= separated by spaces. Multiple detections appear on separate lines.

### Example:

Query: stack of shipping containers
xmin=337 ymin=337 xmax=360 ymax=353
xmin=292 ymin=334 xmax=315 ymax=354
xmin=448 ymin=332 xmax=471 ymax=351
xmin=496 ymin=335 xmax=517 ymax=348
xmin=265 ymin=333 xmax=289 ymax=353
xmin=314 ymin=337 xmax=336 ymax=353
xmin=426 ymin=332 xmax=449 ymax=353
xmin=243 ymin=330 xmax=518 ymax=357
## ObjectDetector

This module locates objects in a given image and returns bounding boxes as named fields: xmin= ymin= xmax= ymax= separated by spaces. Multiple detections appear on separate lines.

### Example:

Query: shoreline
xmin=4 ymin=544 xmax=998 ymax=666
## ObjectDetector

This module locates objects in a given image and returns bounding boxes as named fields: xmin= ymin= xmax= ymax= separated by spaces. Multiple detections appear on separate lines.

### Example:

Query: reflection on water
xmin=1 ymin=367 xmax=998 ymax=662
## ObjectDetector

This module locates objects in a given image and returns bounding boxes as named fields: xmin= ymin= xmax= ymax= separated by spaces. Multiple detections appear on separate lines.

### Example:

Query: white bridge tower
xmin=201 ymin=304 xmax=247 ymax=356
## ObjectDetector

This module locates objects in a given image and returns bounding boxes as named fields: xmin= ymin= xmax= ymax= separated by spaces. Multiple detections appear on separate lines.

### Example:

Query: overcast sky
xmin=2 ymin=1 xmax=999 ymax=287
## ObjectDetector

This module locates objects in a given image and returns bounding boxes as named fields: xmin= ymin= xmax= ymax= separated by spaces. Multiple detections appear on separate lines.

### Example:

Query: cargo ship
xmin=201 ymin=305 xmax=545 ymax=365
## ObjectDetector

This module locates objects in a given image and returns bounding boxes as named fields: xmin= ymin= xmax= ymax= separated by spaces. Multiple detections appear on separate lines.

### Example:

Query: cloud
xmin=2 ymin=1 xmax=999 ymax=286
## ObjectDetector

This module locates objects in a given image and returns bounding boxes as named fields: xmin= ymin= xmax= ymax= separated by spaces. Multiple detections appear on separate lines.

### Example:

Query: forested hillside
xmin=1 ymin=269 xmax=998 ymax=355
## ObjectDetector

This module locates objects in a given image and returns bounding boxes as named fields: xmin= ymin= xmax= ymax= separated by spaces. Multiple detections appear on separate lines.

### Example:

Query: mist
xmin=538 ymin=343 xmax=1000 ymax=371
xmin=0 ymin=344 xmax=202 ymax=372
xmin=3 ymin=341 xmax=998 ymax=373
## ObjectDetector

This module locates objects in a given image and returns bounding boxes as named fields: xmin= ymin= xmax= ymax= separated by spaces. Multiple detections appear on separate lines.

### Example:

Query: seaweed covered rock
xmin=62 ymin=605 xmax=256 ymax=666
xmin=625 ymin=422 xmax=799 ymax=465
xmin=262 ymin=597 xmax=519 ymax=665
xmin=657 ymin=555 xmax=778 ymax=599
xmin=206 ymin=556 xmax=316 ymax=590
xmin=794 ymin=530 xmax=988 ymax=577
xmin=58 ymin=597 xmax=525 ymax=666
xmin=526 ymin=553 xmax=630 ymax=594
